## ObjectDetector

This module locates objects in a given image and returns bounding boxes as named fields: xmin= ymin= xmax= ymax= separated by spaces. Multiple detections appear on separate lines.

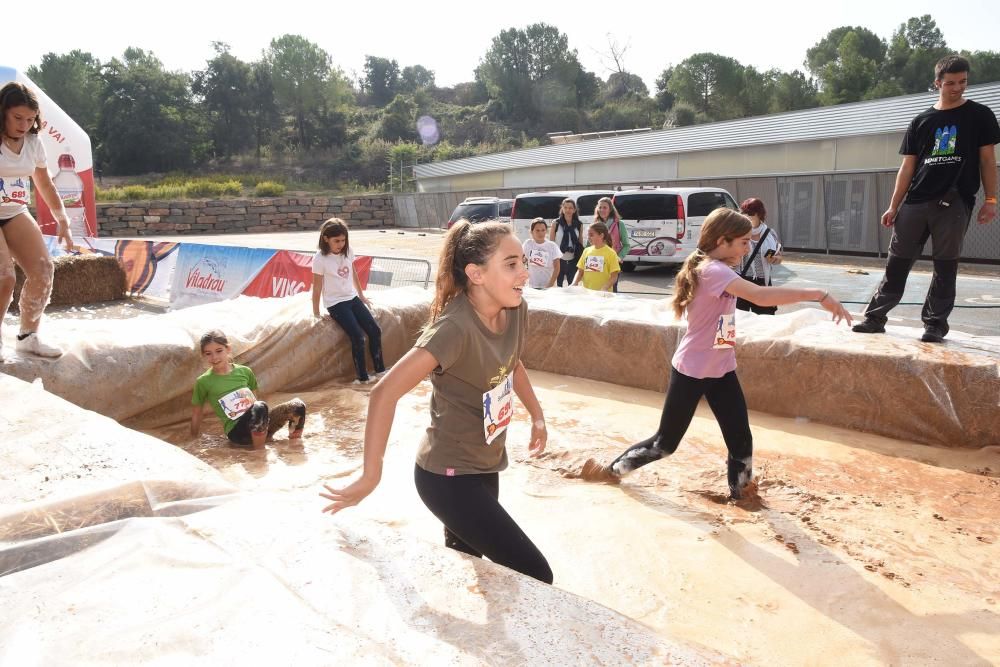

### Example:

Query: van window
xmin=687 ymin=192 xmax=735 ymax=217
xmin=614 ymin=193 xmax=678 ymax=220
xmin=498 ymin=200 xmax=513 ymax=217
xmin=515 ymin=196 xmax=564 ymax=220
xmin=449 ymin=202 xmax=498 ymax=224
xmin=576 ymin=194 xmax=605 ymax=217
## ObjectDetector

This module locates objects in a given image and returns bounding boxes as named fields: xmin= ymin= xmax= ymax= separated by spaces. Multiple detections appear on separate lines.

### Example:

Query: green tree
xmin=400 ymin=65 xmax=435 ymax=93
xmin=770 ymin=70 xmax=820 ymax=112
xmin=737 ymin=66 xmax=777 ymax=117
xmin=602 ymin=71 xmax=649 ymax=102
xmin=965 ymin=50 xmax=1000 ymax=84
xmin=96 ymin=48 xmax=207 ymax=174
xmin=26 ymin=50 xmax=103 ymax=134
xmin=247 ymin=60 xmax=281 ymax=160
xmin=192 ymin=42 xmax=254 ymax=158
xmin=375 ymin=94 xmax=416 ymax=142
xmin=266 ymin=34 xmax=334 ymax=148
xmin=667 ymin=53 xmax=743 ymax=118
xmin=362 ymin=56 xmax=401 ymax=106
xmin=806 ymin=26 xmax=886 ymax=104
xmin=476 ymin=23 xmax=591 ymax=122
xmin=654 ymin=67 xmax=675 ymax=111
xmin=883 ymin=15 xmax=949 ymax=94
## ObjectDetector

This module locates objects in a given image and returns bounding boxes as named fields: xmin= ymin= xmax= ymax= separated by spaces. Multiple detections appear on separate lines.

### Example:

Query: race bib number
xmin=482 ymin=373 xmax=514 ymax=445
xmin=218 ymin=387 xmax=257 ymax=420
xmin=585 ymin=255 xmax=605 ymax=272
xmin=714 ymin=313 xmax=737 ymax=349
xmin=528 ymin=248 xmax=548 ymax=267
xmin=0 ymin=177 xmax=30 ymax=206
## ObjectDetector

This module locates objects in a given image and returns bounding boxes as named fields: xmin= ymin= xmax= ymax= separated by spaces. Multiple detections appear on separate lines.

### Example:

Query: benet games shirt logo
xmin=185 ymin=257 xmax=227 ymax=292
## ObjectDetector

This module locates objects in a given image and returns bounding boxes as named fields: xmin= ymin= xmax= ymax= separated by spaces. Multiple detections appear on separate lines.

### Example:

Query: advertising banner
xmin=170 ymin=243 xmax=276 ymax=309
xmin=43 ymin=236 xmax=179 ymax=301
xmin=242 ymin=250 xmax=313 ymax=299
xmin=0 ymin=67 xmax=98 ymax=238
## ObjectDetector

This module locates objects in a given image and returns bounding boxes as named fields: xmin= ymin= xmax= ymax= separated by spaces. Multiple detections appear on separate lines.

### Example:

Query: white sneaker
xmin=15 ymin=332 xmax=63 ymax=358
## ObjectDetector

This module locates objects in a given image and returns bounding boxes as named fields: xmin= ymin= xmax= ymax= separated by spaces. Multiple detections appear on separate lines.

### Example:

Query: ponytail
xmin=429 ymin=220 xmax=512 ymax=323
xmin=671 ymin=250 xmax=709 ymax=318
xmin=670 ymin=207 xmax=752 ymax=319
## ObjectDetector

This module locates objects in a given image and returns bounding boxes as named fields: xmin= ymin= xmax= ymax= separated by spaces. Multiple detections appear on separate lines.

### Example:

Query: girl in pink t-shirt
xmin=583 ymin=208 xmax=852 ymax=499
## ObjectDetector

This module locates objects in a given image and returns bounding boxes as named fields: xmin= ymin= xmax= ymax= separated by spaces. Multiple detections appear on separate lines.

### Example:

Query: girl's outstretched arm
xmin=572 ymin=269 xmax=583 ymax=286
xmin=512 ymin=360 xmax=546 ymax=457
xmin=724 ymin=277 xmax=853 ymax=324
xmin=320 ymin=347 xmax=440 ymax=514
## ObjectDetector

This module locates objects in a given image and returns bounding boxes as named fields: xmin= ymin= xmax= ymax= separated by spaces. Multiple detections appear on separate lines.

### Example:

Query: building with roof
xmin=407 ymin=84 xmax=1000 ymax=261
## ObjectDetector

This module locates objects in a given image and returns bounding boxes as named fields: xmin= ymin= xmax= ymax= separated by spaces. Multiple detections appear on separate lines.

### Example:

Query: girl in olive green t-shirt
xmin=320 ymin=221 xmax=553 ymax=584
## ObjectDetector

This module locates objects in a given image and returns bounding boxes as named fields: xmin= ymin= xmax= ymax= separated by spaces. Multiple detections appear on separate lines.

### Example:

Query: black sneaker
xmin=852 ymin=319 xmax=885 ymax=334
xmin=920 ymin=329 xmax=945 ymax=343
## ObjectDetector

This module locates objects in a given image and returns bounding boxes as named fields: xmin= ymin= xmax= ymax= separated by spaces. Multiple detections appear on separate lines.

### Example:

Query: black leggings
xmin=556 ymin=256 xmax=579 ymax=287
xmin=414 ymin=464 xmax=553 ymax=584
xmin=227 ymin=398 xmax=307 ymax=446
xmin=610 ymin=368 xmax=754 ymax=496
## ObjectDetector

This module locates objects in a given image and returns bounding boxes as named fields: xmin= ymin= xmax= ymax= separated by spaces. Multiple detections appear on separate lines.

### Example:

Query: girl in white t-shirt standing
xmin=312 ymin=218 xmax=384 ymax=384
xmin=0 ymin=83 xmax=74 ymax=359
xmin=522 ymin=218 xmax=561 ymax=289
xmin=582 ymin=208 xmax=851 ymax=499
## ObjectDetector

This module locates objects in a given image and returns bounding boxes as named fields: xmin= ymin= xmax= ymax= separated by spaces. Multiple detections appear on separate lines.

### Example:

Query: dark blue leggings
xmin=328 ymin=297 xmax=385 ymax=381
xmin=414 ymin=464 xmax=553 ymax=584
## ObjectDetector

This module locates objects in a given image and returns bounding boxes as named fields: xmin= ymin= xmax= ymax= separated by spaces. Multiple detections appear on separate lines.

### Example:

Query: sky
xmin=8 ymin=0 xmax=1000 ymax=91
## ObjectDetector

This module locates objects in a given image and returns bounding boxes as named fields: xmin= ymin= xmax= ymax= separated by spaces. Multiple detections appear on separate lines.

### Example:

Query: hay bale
xmin=11 ymin=254 xmax=126 ymax=309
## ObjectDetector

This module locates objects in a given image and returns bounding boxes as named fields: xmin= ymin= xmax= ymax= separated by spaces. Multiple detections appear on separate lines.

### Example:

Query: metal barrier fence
xmin=364 ymin=255 xmax=432 ymax=290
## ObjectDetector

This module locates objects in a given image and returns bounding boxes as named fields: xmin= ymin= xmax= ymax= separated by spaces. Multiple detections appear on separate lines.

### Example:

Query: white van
xmin=612 ymin=187 xmax=739 ymax=270
xmin=510 ymin=190 xmax=614 ymax=240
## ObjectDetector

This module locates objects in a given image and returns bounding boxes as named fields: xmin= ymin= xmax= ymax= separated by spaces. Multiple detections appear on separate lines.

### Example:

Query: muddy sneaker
xmin=580 ymin=458 xmax=621 ymax=484
xmin=920 ymin=328 xmax=945 ymax=343
xmin=16 ymin=332 xmax=63 ymax=358
xmin=851 ymin=319 xmax=885 ymax=334
xmin=727 ymin=455 xmax=753 ymax=500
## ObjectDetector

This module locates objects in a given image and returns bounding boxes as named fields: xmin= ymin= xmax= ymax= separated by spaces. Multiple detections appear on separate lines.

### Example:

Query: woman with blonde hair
xmin=583 ymin=208 xmax=851 ymax=499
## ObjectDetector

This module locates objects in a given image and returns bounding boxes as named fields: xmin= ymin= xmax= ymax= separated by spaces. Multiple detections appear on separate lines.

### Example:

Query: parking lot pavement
xmin=127 ymin=227 xmax=1000 ymax=337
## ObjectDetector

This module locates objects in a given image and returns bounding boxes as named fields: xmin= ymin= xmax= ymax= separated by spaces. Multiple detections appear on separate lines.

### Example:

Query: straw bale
xmin=11 ymin=254 xmax=126 ymax=309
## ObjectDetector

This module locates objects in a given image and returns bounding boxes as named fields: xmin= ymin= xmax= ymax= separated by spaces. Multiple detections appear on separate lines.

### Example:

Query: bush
xmin=254 ymin=181 xmax=286 ymax=197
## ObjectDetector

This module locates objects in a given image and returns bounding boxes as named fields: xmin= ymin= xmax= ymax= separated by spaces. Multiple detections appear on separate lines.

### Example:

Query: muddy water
xmin=144 ymin=371 xmax=1000 ymax=665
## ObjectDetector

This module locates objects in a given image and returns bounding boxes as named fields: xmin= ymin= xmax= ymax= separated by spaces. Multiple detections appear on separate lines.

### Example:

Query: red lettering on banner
xmin=185 ymin=268 xmax=226 ymax=292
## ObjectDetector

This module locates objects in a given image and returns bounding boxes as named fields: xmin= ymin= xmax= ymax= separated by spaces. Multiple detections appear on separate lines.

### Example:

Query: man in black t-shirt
xmin=853 ymin=55 xmax=999 ymax=342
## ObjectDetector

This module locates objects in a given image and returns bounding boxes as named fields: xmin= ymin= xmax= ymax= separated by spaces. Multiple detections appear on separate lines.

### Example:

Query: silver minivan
xmin=612 ymin=187 xmax=739 ymax=269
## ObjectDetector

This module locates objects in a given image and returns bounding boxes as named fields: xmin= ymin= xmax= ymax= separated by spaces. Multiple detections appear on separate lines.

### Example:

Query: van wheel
xmin=621 ymin=262 xmax=637 ymax=273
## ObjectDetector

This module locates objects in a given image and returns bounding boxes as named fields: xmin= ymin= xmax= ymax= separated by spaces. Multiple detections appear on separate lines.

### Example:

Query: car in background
xmin=510 ymin=190 xmax=614 ymax=239
xmin=612 ymin=187 xmax=738 ymax=270
xmin=446 ymin=197 xmax=513 ymax=228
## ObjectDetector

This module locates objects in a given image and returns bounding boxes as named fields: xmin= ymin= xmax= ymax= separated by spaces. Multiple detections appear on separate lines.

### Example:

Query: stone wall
xmin=97 ymin=196 xmax=395 ymax=236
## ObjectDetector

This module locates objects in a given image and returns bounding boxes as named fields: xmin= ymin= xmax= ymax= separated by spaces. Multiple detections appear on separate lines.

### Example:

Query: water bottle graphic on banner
xmin=52 ymin=152 xmax=88 ymax=238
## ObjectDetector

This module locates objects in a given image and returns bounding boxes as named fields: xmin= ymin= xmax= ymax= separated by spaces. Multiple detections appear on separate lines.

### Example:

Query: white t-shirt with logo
xmin=521 ymin=239 xmax=562 ymax=288
xmin=0 ymin=134 xmax=47 ymax=218
xmin=312 ymin=249 xmax=358 ymax=309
